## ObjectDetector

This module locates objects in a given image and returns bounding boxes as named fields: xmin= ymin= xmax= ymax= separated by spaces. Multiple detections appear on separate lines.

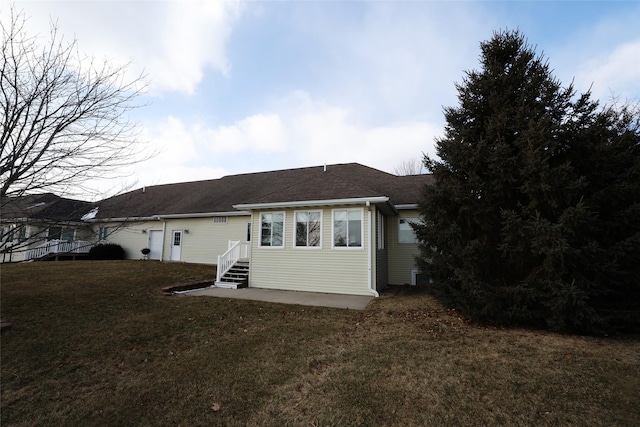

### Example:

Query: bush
xmin=88 ymin=243 xmax=126 ymax=260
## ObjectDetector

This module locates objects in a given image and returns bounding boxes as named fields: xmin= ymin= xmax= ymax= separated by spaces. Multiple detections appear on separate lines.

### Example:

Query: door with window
xmin=170 ymin=230 xmax=182 ymax=261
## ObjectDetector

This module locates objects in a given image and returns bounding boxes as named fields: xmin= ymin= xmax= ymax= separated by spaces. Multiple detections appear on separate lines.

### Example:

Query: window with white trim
xmin=295 ymin=211 xmax=321 ymax=247
xmin=377 ymin=212 xmax=385 ymax=250
xmin=260 ymin=212 xmax=284 ymax=247
xmin=98 ymin=227 xmax=109 ymax=241
xmin=213 ymin=216 xmax=228 ymax=224
xmin=333 ymin=209 xmax=363 ymax=248
xmin=398 ymin=218 xmax=419 ymax=244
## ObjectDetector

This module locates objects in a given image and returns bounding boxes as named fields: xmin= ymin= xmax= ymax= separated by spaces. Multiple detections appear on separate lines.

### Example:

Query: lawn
xmin=1 ymin=261 xmax=639 ymax=426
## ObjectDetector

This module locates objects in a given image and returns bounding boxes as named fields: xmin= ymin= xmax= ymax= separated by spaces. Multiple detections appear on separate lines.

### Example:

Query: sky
xmin=4 ymin=1 xmax=640 ymax=199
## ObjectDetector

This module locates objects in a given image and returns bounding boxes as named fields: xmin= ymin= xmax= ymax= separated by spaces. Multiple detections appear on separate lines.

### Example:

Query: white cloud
xmin=282 ymin=93 xmax=440 ymax=172
xmin=207 ymin=114 xmax=289 ymax=153
xmin=548 ymin=5 xmax=640 ymax=102
xmin=9 ymin=1 xmax=243 ymax=94
xmin=575 ymin=39 xmax=640 ymax=102
xmin=124 ymin=116 xmax=230 ymax=188
xmin=137 ymin=92 xmax=441 ymax=180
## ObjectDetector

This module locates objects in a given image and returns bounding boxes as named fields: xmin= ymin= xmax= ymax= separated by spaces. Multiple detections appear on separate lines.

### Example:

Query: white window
xmin=398 ymin=218 xmax=419 ymax=244
xmin=98 ymin=227 xmax=109 ymax=241
xmin=377 ymin=212 xmax=385 ymax=250
xmin=213 ymin=216 xmax=228 ymax=224
xmin=61 ymin=229 xmax=75 ymax=242
xmin=333 ymin=209 xmax=363 ymax=248
xmin=295 ymin=211 xmax=322 ymax=248
xmin=260 ymin=212 xmax=284 ymax=247
xmin=17 ymin=225 xmax=26 ymax=242
xmin=4 ymin=225 xmax=14 ymax=242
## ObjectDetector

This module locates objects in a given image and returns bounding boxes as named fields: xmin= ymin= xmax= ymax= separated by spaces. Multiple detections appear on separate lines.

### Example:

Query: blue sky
xmin=5 ymin=1 xmax=640 ymax=197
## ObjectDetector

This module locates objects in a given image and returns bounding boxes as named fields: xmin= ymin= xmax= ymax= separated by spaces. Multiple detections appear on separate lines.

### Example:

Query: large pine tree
xmin=416 ymin=30 xmax=640 ymax=334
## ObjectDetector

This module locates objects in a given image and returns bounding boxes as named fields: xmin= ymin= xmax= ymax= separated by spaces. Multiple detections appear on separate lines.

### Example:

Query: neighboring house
xmin=0 ymin=193 xmax=96 ymax=262
xmin=90 ymin=163 xmax=433 ymax=296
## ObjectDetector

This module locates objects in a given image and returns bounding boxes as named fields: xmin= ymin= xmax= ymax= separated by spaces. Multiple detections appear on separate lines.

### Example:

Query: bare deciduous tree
xmin=393 ymin=158 xmax=425 ymax=176
xmin=1 ymin=7 xmax=148 ymax=202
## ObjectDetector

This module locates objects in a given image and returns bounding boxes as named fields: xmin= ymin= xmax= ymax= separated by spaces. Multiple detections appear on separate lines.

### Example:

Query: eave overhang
xmin=84 ymin=210 xmax=252 ymax=223
xmin=233 ymin=196 xmax=390 ymax=210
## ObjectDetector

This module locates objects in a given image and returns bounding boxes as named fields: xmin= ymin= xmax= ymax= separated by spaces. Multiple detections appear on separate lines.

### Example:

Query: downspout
xmin=366 ymin=201 xmax=379 ymax=297
xmin=158 ymin=216 xmax=166 ymax=262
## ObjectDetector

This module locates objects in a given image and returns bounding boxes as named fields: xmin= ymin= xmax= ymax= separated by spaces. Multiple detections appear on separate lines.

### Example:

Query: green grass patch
xmin=2 ymin=261 xmax=639 ymax=426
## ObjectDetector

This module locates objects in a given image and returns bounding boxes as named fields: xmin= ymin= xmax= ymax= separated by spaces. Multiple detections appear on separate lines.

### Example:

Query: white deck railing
xmin=216 ymin=240 xmax=250 ymax=282
xmin=24 ymin=239 xmax=93 ymax=261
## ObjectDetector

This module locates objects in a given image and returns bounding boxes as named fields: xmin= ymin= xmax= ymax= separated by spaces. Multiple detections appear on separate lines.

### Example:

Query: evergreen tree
xmin=416 ymin=30 xmax=640 ymax=334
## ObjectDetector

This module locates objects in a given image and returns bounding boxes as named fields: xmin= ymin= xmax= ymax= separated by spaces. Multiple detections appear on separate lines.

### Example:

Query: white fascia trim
xmin=86 ymin=211 xmax=251 ymax=222
xmin=394 ymin=204 xmax=419 ymax=210
xmin=234 ymin=197 xmax=389 ymax=210
xmin=157 ymin=211 xmax=251 ymax=219
xmin=84 ymin=216 xmax=159 ymax=223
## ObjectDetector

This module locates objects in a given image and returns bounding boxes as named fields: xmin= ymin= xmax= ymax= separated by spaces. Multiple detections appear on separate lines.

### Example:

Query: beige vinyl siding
xmin=160 ymin=216 xmax=249 ymax=264
xmin=103 ymin=216 xmax=250 ymax=263
xmin=387 ymin=210 xmax=421 ymax=285
xmin=102 ymin=221 xmax=159 ymax=260
xmin=249 ymin=205 xmax=373 ymax=296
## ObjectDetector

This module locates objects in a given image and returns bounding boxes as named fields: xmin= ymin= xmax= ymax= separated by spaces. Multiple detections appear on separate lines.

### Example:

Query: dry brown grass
xmin=1 ymin=261 xmax=639 ymax=426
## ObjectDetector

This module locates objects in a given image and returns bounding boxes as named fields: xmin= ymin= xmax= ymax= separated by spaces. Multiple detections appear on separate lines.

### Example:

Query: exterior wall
xmin=160 ymin=216 xmax=250 ymax=264
xmin=249 ymin=205 xmax=374 ymax=296
xmin=375 ymin=210 xmax=388 ymax=290
xmin=101 ymin=220 xmax=159 ymax=260
xmin=102 ymin=216 xmax=250 ymax=263
xmin=387 ymin=209 xmax=421 ymax=285
xmin=1 ymin=222 xmax=94 ymax=263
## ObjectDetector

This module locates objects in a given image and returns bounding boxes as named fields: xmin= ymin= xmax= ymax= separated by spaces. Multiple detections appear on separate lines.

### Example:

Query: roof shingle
xmin=94 ymin=163 xmax=433 ymax=219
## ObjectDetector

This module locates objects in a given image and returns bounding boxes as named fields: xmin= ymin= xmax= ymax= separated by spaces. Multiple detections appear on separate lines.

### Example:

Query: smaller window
xmin=333 ymin=209 xmax=363 ymax=248
xmin=213 ymin=216 xmax=228 ymax=224
xmin=61 ymin=229 xmax=75 ymax=242
xmin=260 ymin=212 xmax=284 ymax=247
xmin=98 ymin=227 xmax=109 ymax=241
xmin=246 ymin=222 xmax=251 ymax=241
xmin=5 ymin=225 xmax=15 ymax=242
xmin=377 ymin=212 xmax=385 ymax=250
xmin=398 ymin=218 xmax=419 ymax=244
xmin=17 ymin=226 xmax=26 ymax=243
xmin=47 ymin=227 xmax=61 ymax=241
xmin=295 ymin=211 xmax=322 ymax=248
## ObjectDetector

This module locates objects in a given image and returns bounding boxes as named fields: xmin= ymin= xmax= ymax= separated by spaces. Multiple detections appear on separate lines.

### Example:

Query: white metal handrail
xmin=24 ymin=239 xmax=93 ymax=261
xmin=216 ymin=240 xmax=250 ymax=282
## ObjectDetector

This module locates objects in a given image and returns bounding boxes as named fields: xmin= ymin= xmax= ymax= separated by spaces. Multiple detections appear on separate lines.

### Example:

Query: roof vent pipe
xmin=324 ymin=163 xmax=327 ymax=172
xmin=142 ymin=186 xmax=146 ymax=193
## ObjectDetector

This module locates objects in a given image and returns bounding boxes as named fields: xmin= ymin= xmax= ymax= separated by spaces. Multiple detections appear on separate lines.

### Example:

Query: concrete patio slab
xmin=178 ymin=287 xmax=373 ymax=310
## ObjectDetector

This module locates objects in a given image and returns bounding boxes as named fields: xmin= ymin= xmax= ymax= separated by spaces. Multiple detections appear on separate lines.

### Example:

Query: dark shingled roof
xmin=1 ymin=193 xmax=95 ymax=222
xmin=94 ymin=163 xmax=434 ymax=219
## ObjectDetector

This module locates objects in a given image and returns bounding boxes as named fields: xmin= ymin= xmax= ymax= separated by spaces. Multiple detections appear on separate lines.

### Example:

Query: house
xmin=90 ymin=163 xmax=433 ymax=296
xmin=0 ymin=193 xmax=96 ymax=262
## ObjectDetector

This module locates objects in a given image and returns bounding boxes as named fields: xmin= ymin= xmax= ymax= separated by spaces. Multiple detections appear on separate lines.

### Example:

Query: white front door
xmin=148 ymin=230 xmax=163 ymax=260
xmin=170 ymin=230 xmax=182 ymax=261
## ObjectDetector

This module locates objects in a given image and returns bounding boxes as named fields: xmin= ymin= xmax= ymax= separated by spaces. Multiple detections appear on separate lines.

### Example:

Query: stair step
xmin=215 ymin=281 xmax=248 ymax=289
xmin=216 ymin=260 xmax=250 ymax=289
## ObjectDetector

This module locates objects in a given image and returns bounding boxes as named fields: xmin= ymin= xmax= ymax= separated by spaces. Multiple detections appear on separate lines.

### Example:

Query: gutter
xmin=234 ymin=196 xmax=390 ymax=210
xmin=85 ymin=211 xmax=251 ymax=222
xmin=156 ymin=211 xmax=251 ymax=219
xmin=394 ymin=204 xmax=419 ymax=210
xmin=366 ymin=201 xmax=379 ymax=297
xmin=84 ymin=216 xmax=159 ymax=223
